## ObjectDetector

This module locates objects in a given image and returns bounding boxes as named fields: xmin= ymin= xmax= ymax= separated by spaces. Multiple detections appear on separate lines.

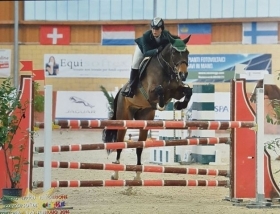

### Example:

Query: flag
xmin=40 ymin=26 xmax=70 ymax=45
xmin=242 ymin=22 xmax=278 ymax=44
xmin=32 ymin=69 xmax=45 ymax=81
xmin=20 ymin=60 xmax=33 ymax=71
xmin=102 ymin=25 xmax=135 ymax=45
xmin=178 ymin=24 xmax=211 ymax=45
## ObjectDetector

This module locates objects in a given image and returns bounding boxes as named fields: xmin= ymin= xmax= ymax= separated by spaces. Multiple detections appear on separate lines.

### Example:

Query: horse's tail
xmin=102 ymin=89 xmax=121 ymax=155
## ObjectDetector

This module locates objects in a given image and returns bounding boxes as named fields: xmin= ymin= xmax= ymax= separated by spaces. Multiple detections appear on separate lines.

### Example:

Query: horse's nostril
xmin=180 ymin=73 xmax=187 ymax=81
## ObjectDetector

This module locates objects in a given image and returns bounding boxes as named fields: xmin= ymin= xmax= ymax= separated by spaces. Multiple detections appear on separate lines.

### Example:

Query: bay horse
xmin=103 ymin=36 xmax=193 ymax=180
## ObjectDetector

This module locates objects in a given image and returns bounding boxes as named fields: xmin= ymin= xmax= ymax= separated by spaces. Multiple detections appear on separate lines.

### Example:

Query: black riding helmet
xmin=150 ymin=17 xmax=164 ymax=30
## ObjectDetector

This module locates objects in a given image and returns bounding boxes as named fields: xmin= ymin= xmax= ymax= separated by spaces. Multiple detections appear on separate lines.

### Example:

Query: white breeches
xmin=131 ymin=45 xmax=144 ymax=69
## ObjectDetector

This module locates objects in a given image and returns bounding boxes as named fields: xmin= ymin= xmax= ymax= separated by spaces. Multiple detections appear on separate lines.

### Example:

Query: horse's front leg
xmin=174 ymin=86 xmax=193 ymax=110
xmin=111 ymin=129 xmax=127 ymax=180
xmin=155 ymin=85 xmax=165 ymax=111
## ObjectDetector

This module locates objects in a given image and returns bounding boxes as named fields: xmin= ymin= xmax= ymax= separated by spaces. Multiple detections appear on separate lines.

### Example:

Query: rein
xmin=156 ymin=45 xmax=188 ymax=80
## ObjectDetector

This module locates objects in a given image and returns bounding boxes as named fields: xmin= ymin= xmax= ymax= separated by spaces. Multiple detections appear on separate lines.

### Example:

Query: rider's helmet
xmin=150 ymin=17 xmax=164 ymax=30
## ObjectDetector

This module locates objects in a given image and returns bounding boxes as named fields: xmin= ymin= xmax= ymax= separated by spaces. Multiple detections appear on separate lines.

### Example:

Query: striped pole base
xmin=34 ymin=137 xmax=231 ymax=153
xmin=34 ymin=161 xmax=229 ymax=177
xmin=33 ymin=180 xmax=229 ymax=188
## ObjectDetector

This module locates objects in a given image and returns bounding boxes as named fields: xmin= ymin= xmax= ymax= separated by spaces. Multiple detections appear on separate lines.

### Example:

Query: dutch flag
xmin=102 ymin=25 xmax=135 ymax=45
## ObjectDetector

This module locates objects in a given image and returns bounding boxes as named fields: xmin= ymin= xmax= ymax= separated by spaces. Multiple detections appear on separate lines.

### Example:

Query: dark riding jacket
xmin=135 ymin=30 xmax=180 ymax=57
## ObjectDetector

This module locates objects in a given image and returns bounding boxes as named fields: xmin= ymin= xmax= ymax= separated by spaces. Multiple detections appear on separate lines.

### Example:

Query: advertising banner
xmin=0 ymin=49 xmax=11 ymax=77
xmin=44 ymin=54 xmax=132 ymax=78
xmin=43 ymin=53 xmax=270 ymax=81
xmin=186 ymin=92 xmax=231 ymax=121
xmin=187 ymin=54 xmax=271 ymax=82
xmin=55 ymin=91 xmax=112 ymax=120
xmin=214 ymin=92 xmax=230 ymax=120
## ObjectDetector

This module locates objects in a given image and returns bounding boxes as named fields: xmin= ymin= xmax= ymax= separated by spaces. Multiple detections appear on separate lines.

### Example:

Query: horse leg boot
xmin=174 ymin=86 xmax=193 ymax=110
xmin=134 ymin=148 xmax=143 ymax=180
xmin=121 ymin=69 xmax=139 ymax=98
xmin=155 ymin=85 xmax=165 ymax=110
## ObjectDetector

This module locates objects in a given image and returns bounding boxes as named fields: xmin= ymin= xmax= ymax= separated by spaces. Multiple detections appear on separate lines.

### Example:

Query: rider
xmin=121 ymin=17 xmax=181 ymax=98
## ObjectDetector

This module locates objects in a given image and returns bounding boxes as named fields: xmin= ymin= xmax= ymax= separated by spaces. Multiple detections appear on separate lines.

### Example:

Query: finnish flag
xmin=242 ymin=22 xmax=278 ymax=44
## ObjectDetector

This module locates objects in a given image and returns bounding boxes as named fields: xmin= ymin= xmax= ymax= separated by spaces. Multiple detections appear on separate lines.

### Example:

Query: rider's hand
xmin=157 ymin=45 xmax=163 ymax=53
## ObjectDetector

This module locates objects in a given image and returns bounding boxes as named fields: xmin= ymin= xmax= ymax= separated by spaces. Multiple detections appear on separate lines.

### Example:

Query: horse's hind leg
xmin=134 ymin=129 xmax=149 ymax=180
xmin=134 ymin=109 xmax=155 ymax=180
xmin=111 ymin=129 xmax=126 ymax=180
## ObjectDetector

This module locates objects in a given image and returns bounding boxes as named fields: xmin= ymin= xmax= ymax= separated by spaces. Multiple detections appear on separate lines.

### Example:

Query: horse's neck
xmin=158 ymin=49 xmax=173 ymax=72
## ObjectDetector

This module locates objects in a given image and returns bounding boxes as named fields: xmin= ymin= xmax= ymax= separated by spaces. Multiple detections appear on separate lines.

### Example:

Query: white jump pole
xmin=43 ymin=85 xmax=52 ymax=191
xmin=247 ymin=74 xmax=275 ymax=208
xmin=255 ymin=87 xmax=265 ymax=203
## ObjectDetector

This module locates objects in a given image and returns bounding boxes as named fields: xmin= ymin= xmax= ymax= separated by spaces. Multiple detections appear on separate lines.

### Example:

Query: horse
xmin=103 ymin=36 xmax=193 ymax=180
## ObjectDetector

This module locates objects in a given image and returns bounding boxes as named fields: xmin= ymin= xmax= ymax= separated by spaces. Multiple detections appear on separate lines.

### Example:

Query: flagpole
xmin=153 ymin=0 xmax=157 ymax=17
xmin=14 ymin=1 xmax=19 ymax=87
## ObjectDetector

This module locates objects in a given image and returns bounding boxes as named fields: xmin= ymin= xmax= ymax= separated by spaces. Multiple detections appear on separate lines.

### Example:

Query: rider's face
xmin=152 ymin=28 xmax=162 ymax=38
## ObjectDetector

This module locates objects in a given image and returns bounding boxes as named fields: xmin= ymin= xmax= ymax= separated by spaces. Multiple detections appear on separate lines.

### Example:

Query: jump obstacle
xmin=5 ymin=76 xmax=280 ymax=207
xmin=32 ymin=78 xmax=280 ymax=204
xmin=35 ymin=120 xmax=255 ymax=129
xmin=0 ymin=76 xmax=33 ymax=198
xmin=33 ymin=180 xmax=229 ymax=188
xmin=34 ymin=137 xmax=231 ymax=153
xmin=33 ymin=160 xmax=229 ymax=176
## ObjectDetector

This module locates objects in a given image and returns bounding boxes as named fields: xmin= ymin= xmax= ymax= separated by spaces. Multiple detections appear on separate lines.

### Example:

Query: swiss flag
xmin=40 ymin=26 xmax=70 ymax=45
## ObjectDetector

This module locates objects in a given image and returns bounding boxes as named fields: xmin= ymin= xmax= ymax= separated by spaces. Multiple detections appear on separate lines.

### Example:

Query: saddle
xmin=121 ymin=57 xmax=152 ymax=98
xmin=139 ymin=57 xmax=152 ymax=80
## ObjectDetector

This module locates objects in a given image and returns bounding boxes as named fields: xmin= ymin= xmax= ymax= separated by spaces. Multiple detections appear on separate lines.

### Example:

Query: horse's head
xmin=160 ymin=36 xmax=191 ymax=81
xmin=250 ymin=79 xmax=263 ymax=103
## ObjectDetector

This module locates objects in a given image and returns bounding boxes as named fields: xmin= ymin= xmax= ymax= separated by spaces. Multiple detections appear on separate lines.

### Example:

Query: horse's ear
xmin=183 ymin=35 xmax=191 ymax=44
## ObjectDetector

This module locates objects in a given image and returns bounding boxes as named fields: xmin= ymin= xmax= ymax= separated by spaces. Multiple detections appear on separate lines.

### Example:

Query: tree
xmin=0 ymin=78 xmax=29 ymax=189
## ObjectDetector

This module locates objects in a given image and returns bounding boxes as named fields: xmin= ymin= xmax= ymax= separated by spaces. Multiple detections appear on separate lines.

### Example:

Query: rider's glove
xmin=157 ymin=45 xmax=163 ymax=53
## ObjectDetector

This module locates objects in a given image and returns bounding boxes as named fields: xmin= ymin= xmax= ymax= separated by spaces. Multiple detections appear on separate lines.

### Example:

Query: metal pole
xmin=153 ymin=0 xmax=157 ymax=17
xmin=14 ymin=1 xmax=19 ymax=87
xmin=44 ymin=85 xmax=53 ymax=191
xmin=256 ymin=88 xmax=265 ymax=202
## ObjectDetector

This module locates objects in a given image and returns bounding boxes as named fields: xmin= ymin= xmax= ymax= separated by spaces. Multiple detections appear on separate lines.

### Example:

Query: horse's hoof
xmin=174 ymin=101 xmax=181 ymax=110
xmin=134 ymin=172 xmax=141 ymax=180
xmin=133 ymin=176 xmax=141 ymax=181
xmin=156 ymin=103 xmax=165 ymax=111
xmin=111 ymin=175 xmax=118 ymax=180
xmin=112 ymin=160 xmax=120 ymax=164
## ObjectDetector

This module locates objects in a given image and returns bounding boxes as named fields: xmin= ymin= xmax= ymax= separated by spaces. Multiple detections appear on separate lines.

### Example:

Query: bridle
xmin=157 ymin=44 xmax=188 ymax=81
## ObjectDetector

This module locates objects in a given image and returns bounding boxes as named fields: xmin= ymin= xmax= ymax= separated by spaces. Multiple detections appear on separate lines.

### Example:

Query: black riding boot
xmin=121 ymin=69 xmax=139 ymax=98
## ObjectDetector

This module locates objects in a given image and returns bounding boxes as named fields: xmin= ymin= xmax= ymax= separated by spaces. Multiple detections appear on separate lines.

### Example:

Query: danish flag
xmin=40 ymin=26 xmax=70 ymax=45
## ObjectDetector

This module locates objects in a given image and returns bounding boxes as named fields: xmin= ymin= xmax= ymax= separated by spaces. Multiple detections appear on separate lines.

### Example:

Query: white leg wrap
xmin=134 ymin=172 xmax=141 ymax=180
xmin=156 ymin=103 xmax=165 ymax=111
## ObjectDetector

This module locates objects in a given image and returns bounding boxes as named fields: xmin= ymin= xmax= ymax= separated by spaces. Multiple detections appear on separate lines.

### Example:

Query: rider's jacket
xmin=135 ymin=30 xmax=180 ymax=57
